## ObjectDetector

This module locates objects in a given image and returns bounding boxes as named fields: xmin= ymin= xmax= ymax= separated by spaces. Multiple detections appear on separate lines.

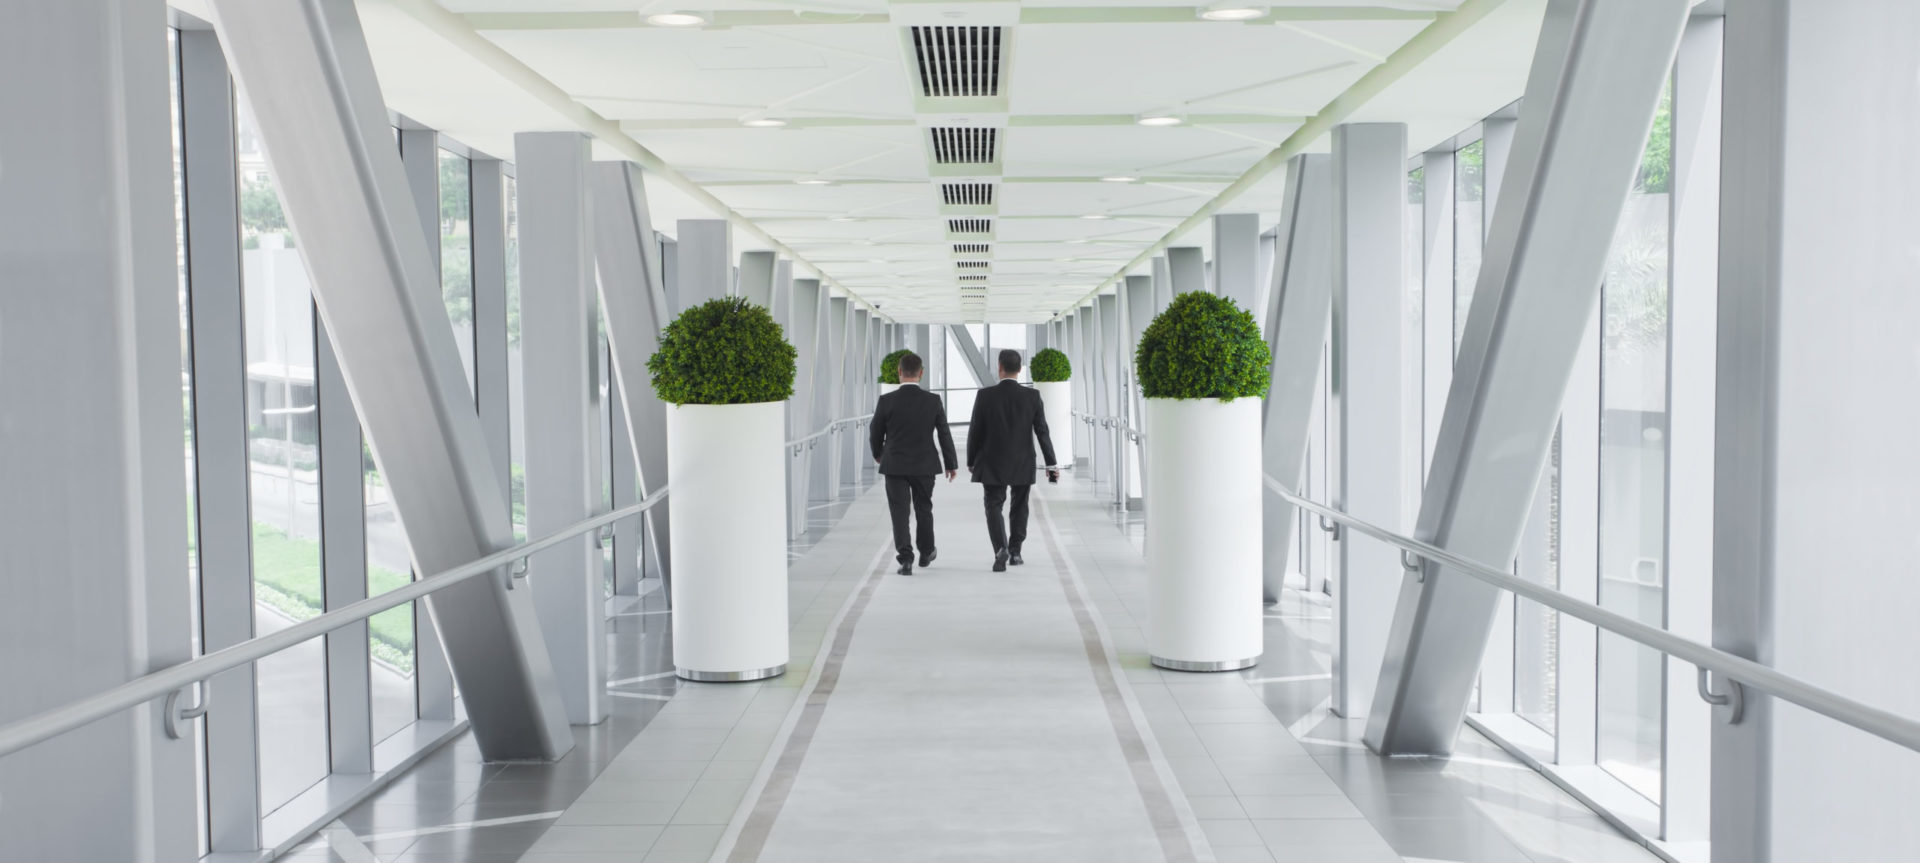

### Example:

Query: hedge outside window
xmin=648 ymin=297 xmax=797 ymax=405
xmin=1135 ymin=291 xmax=1270 ymax=401
xmin=879 ymin=348 xmax=912 ymax=384
xmin=1030 ymin=348 xmax=1071 ymax=382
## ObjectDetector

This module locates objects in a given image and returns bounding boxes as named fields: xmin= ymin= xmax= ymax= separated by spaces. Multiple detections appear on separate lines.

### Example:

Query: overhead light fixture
xmin=645 ymin=11 xmax=709 ymax=27
xmin=741 ymin=117 xmax=787 ymax=128
xmin=830 ymin=216 xmax=857 ymax=222
xmin=1198 ymin=4 xmax=1267 ymax=21
xmin=1065 ymin=238 xmax=1089 ymax=244
xmin=1101 ymin=175 xmax=1139 ymax=183
xmin=794 ymin=178 xmax=834 ymax=185
xmin=1080 ymin=214 xmax=1111 ymax=220
xmin=1135 ymin=113 xmax=1185 ymax=127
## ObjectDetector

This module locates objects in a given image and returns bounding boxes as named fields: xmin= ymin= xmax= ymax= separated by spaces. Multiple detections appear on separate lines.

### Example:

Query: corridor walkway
xmin=292 ymin=451 xmax=1666 ymax=863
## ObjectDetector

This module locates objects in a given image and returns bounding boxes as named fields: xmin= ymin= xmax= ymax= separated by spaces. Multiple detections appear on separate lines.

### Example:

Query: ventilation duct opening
xmin=956 ymin=261 xmax=990 ymax=270
xmin=910 ymin=26 xmax=1003 ymax=98
xmin=930 ymin=129 xmax=998 ymax=165
xmin=959 ymin=274 xmax=989 ymax=282
xmin=949 ymin=218 xmax=992 ymax=234
xmin=953 ymin=243 xmax=989 ymax=254
xmin=941 ymin=183 xmax=995 ymax=206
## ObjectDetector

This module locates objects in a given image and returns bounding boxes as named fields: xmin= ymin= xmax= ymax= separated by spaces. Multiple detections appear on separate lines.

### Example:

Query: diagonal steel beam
xmin=208 ymin=0 xmax=573 ymax=760
xmin=1260 ymin=154 xmax=1335 ymax=604
xmin=946 ymin=324 xmax=992 ymax=387
xmin=1363 ymin=0 xmax=1692 ymax=756
xmin=589 ymin=162 xmax=674 ymax=587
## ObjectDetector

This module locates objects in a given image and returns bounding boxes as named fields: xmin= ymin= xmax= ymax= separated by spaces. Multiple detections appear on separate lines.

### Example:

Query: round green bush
xmin=878 ymin=348 xmax=912 ymax=384
xmin=1030 ymin=348 xmax=1071 ymax=382
xmin=648 ymin=297 xmax=797 ymax=405
xmin=1135 ymin=291 xmax=1270 ymax=401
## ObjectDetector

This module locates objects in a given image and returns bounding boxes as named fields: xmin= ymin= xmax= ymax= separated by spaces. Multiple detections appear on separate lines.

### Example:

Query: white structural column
xmin=1419 ymin=149 xmax=1455 ymax=471
xmin=517 ymin=132 xmax=607 ymax=726
xmin=1152 ymin=255 xmax=1174 ymax=311
xmin=209 ymin=0 xmax=574 ymax=759
xmin=1328 ymin=123 xmax=1410 ymax=718
xmin=1166 ymin=246 xmax=1206 ymax=296
xmin=787 ymin=278 xmax=823 ymax=537
xmin=1122 ymin=274 xmax=1153 ymax=504
xmin=176 ymin=27 xmax=263 ymax=851
xmin=1716 ymin=5 xmax=1920 ymax=861
xmin=739 ymin=250 xmax=776 ymax=308
xmin=588 ymin=162 xmax=674 ymax=591
xmin=1260 ymin=154 xmax=1335 ymax=604
xmin=1075 ymin=310 xmax=1096 ymax=463
xmin=1096 ymin=293 xmax=1122 ymax=498
xmin=843 ymin=309 xmax=868 ymax=484
xmin=1660 ymin=15 xmax=1721 ymax=845
xmin=0 ymin=0 xmax=194 ymax=857
xmin=822 ymin=297 xmax=848 ymax=499
xmin=473 ymin=160 xmax=513 ymax=516
xmin=1212 ymin=213 xmax=1262 ymax=311
xmin=317 ymin=324 xmax=373 ymax=773
xmin=1473 ymin=112 xmax=1521 ymax=717
xmin=676 ymin=220 xmax=731 ymax=311
xmin=1364 ymin=0 xmax=1691 ymax=755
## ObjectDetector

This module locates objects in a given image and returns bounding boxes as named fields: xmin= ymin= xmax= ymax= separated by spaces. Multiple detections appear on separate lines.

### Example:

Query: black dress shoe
xmin=1008 ymin=549 xmax=1024 ymax=566
xmin=897 ymin=563 xmax=913 ymax=576
xmin=919 ymin=549 xmax=937 ymax=568
xmin=992 ymin=549 xmax=1009 ymax=572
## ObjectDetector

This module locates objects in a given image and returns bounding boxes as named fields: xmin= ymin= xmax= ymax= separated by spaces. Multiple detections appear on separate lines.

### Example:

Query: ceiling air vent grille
xmin=949 ymin=218 xmax=992 ymax=234
xmin=930 ymin=128 xmax=998 ymax=165
xmin=953 ymin=243 xmax=990 ymax=254
xmin=956 ymin=261 xmax=990 ymax=270
xmin=941 ymin=182 xmax=994 ymax=206
xmin=959 ymin=275 xmax=989 ymax=282
xmin=910 ymin=26 xmax=1003 ymax=98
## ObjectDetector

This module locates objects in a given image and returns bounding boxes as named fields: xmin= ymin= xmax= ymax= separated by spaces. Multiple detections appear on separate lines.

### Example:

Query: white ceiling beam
xmin=1057 ymin=0 xmax=1509 ymax=315
xmin=382 ymin=0 xmax=891 ymax=319
xmin=618 ymin=113 xmax=1305 ymax=131
xmin=462 ymin=6 xmax=1436 ymax=30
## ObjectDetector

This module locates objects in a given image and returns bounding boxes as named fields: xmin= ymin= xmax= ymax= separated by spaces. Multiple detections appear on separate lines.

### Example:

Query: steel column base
xmin=1151 ymin=655 xmax=1259 ymax=673
xmin=676 ymin=664 xmax=787 ymax=683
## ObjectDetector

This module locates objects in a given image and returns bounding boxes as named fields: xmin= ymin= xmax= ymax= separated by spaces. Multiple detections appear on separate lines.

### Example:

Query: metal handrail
xmin=1260 ymin=473 xmax=1920 ymax=756
xmin=787 ymin=412 xmax=874 ymax=455
xmin=0 ymin=412 xmax=876 ymax=760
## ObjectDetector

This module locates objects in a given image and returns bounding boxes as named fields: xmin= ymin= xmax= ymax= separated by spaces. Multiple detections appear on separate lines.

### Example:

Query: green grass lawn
xmin=251 ymin=522 xmax=416 ymax=673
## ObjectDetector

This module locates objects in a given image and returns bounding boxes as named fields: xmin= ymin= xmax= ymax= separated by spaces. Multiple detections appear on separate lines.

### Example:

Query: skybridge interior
xmin=6 ymin=1 xmax=1918 ymax=862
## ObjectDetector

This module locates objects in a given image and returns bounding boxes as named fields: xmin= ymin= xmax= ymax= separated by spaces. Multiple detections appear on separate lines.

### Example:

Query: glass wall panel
xmin=1516 ymin=429 xmax=1561 ymax=733
xmin=944 ymin=325 xmax=983 ymax=420
xmin=236 ymin=95 xmax=330 ymax=813
xmin=1403 ymin=168 xmax=1425 ymax=519
xmin=366 ymin=438 xmax=415 ymax=743
xmin=1452 ymin=140 xmax=1485 ymax=352
xmin=1596 ymin=81 xmax=1673 ymax=803
xmin=440 ymin=150 xmax=475 ymax=395
xmin=989 ymin=323 xmax=1029 ymax=383
xmin=507 ymin=176 xmax=526 ymax=541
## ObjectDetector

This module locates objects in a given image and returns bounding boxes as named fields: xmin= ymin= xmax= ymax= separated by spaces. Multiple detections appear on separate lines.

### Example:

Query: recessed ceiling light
xmin=830 ymin=216 xmax=857 ymax=222
xmin=1065 ymin=238 xmax=1089 ymax=244
xmin=1198 ymin=4 xmax=1267 ymax=21
xmin=645 ymin=11 xmax=708 ymax=27
xmin=794 ymin=178 xmax=834 ymax=185
xmin=1100 ymin=175 xmax=1139 ymax=183
xmin=741 ymin=118 xmax=787 ymax=128
xmin=1080 ymin=214 xmax=1111 ymax=220
xmin=1135 ymin=113 xmax=1185 ymax=127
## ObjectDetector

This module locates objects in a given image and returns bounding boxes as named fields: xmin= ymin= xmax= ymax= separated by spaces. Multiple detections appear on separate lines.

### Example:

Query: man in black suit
xmin=870 ymin=352 xmax=958 ymax=576
xmin=967 ymin=349 xmax=1060 ymax=572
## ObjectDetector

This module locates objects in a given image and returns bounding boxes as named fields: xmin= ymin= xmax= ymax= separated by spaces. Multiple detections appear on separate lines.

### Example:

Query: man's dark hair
xmin=897 ymin=351 xmax=923 ymax=378
xmin=999 ymin=349 xmax=1022 ymax=375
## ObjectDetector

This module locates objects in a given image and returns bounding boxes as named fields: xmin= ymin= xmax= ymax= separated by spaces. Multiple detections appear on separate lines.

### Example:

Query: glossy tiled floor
xmin=282 ymin=449 xmax=1663 ymax=863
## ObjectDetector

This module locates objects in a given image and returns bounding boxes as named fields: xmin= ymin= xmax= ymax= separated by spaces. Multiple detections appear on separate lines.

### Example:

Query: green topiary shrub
xmin=878 ymin=348 xmax=912 ymax=384
xmin=1135 ymin=291 xmax=1270 ymax=401
xmin=648 ymin=297 xmax=797 ymax=405
xmin=1030 ymin=347 xmax=1072 ymax=382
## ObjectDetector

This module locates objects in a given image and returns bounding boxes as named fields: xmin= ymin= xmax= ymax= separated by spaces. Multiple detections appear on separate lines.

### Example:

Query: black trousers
xmin=885 ymin=474 xmax=937 ymax=564
xmin=982 ymin=483 xmax=1032 ymax=554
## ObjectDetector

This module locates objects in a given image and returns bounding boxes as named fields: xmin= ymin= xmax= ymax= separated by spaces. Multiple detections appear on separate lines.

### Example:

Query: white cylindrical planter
xmin=1144 ymin=397 xmax=1261 ymax=671
xmin=1035 ymin=380 xmax=1074 ymax=468
xmin=880 ymin=383 xmax=900 ymax=396
xmin=667 ymin=401 xmax=788 ymax=681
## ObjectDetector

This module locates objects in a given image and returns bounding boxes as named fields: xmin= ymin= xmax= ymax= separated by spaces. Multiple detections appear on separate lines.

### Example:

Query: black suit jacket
xmin=870 ymin=384 xmax=958 ymax=476
xmin=966 ymin=379 xmax=1058 ymax=486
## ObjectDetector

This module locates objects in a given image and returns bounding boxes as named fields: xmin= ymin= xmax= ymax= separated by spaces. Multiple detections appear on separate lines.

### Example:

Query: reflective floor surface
xmin=280 ymin=446 xmax=1662 ymax=863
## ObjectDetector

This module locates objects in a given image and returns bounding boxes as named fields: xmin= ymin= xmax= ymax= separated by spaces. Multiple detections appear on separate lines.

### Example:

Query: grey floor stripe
xmin=1035 ymin=495 xmax=1209 ymax=863
xmin=724 ymin=541 xmax=893 ymax=862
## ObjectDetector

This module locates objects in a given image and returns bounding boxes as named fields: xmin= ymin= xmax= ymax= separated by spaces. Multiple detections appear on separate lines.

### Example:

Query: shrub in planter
xmin=1135 ymin=291 xmax=1270 ymax=401
xmin=1030 ymin=347 xmax=1072 ymax=383
xmin=648 ymin=297 xmax=797 ymax=405
xmin=878 ymin=348 xmax=912 ymax=384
